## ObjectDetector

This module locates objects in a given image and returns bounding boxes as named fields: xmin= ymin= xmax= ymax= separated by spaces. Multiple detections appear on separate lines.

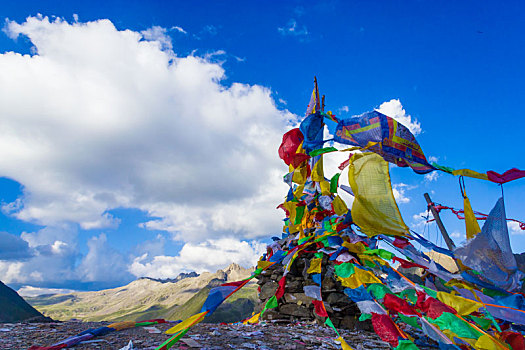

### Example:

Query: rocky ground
xmin=0 ymin=320 xmax=392 ymax=350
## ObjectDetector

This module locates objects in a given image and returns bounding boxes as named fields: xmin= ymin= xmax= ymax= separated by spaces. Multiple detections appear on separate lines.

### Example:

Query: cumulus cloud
xmin=0 ymin=225 xmax=80 ymax=285
xmin=129 ymin=237 xmax=266 ymax=279
xmin=0 ymin=16 xmax=292 ymax=238
xmin=140 ymin=25 xmax=173 ymax=50
xmin=508 ymin=221 xmax=525 ymax=235
xmin=424 ymin=172 xmax=440 ymax=182
xmin=377 ymin=99 xmax=421 ymax=135
xmin=77 ymin=233 xmax=132 ymax=282
xmin=0 ymin=16 xmax=296 ymax=288
xmin=392 ymin=183 xmax=413 ymax=204
xmin=450 ymin=231 xmax=462 ymax=239
xmin=412 ymin=210 xmax=430 ymax=229
xmin=0 ymin=231 xmax=33 ymax=260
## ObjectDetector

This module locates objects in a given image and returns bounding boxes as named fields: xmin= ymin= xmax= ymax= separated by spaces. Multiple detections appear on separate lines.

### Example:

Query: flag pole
xmin=314 ymin=76 xmax=320 ymax=112
xmin=424 ymin=193 xmax=456 ymax=250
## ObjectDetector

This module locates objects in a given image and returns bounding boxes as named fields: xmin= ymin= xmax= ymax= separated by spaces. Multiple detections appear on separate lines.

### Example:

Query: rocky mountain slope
xmin=27 ymin=263 xmax=257 ymax=322
xmin=0 ymin=281 xmax=51 ymax=323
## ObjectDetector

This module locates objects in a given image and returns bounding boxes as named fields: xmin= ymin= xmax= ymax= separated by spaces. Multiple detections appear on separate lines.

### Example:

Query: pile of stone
xmin=255 ymin=247 xmax=372 ymax=332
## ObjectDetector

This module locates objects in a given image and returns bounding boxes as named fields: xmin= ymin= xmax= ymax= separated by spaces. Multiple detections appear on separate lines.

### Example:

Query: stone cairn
xmin=254 ymin=238 xmax=373 ymax=331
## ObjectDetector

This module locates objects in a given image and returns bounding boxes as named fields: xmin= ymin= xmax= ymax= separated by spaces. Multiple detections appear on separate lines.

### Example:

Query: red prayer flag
xmin=275 ymin=276 xmax=286 ymax=299
xmin=371 ymin=313 xmax=402 ymax=347
xmin=487 ymin=168 xmax=525 ymax=184
xmin=278 ymin=128 xmax=306 ymax=165
xmin=383 ymin=293 xmax=419 ymax=316
xmin=312 ymin=300 xmax=329 ymax=317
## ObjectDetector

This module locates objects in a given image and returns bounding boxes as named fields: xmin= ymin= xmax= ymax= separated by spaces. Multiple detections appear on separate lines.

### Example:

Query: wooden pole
xmin=314 ymin=77 xmax=321 ymax=112
xmin=424 ymin=193 xmax=456 ymax=250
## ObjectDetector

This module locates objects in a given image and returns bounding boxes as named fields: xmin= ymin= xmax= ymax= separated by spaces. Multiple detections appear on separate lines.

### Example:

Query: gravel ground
xmin=0 ymin=321 xmax=394 ymax=349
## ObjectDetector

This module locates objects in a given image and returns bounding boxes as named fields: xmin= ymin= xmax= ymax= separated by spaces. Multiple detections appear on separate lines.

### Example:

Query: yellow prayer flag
xmin=348 ymin=153 xmax=409 ymax=237
xmin=337 ymin=268 xmax=381 ymax=289
xmin=165 ymin=311 xmax=207 ymax=334
xmin=319 ymin=180 xmax=331 ymax=196
xmin=244 ymin=312 xmax=261 ymax=324
xmin=293 ymin=184 xmax=305 ymax=198
xmin=436 ymin=291 xmax=482 ymax=316
xmin=290 ymin=162 xmax=308 ymax=184
xmin=336 ymin=336 xmax=354 ymax=350
xmin=307 ymin=258 xmax=322 ymax=274
xmin=332 ymin=195 xmax=348 ymax=216
xmin=463 ymin=195 xmax=481 ymax=240
xmin=257 ymin=260 xmax=274 ymax=270
xmin=452 ymin=169 xmax=489 ymax=181
xmin=107 ymin=321 xmax=135 ymax=331
xmin=342 ymin=241 xmax=366 ymax=254
xmin=311 ymin=155 xmax=324 ymax=182
xmin=475 ymin=334 xmax=510 ymax=350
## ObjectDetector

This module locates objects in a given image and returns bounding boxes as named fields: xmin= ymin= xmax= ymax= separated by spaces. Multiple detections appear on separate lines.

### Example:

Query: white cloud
xmin=0 ymin=16 xmax=293 ymax=239
xmin=78 ymin=233 xmax=131 ymax=282
xmin=392 ymin=183 xmax=413 ymax=204
xmin=376 ymin=99 xmax=422 ymax=135
xmin=508 ymin=221 xmax=525 ymax=235
xmin=450 ymin=231 xmax=462 ymax=239
xmin=338 ymin=106 xmax=350 ymax=113
xmin=0 ymin=16 xmax=298 ymax=288
xmin=0 ymin=225 xmax=81 ymax=285
xmin=412 ymin=211 xmax=430 ymax=229
xmin=18 ymin=285 xmax=77 ymax=297
xmin=278 ymin=19 xmax=308 ymax=38
xmin=428 ymin=156 xmax=438 ymax=163
xmin=171 ymin=26 xmax=187 ymax=35
xmin=141 ymin=25 xmax=173 ymax=50
xmin=424 ymin=172 xmax=440 ymax=182
xmin=128 ymin=237 xmax=265 ymax=279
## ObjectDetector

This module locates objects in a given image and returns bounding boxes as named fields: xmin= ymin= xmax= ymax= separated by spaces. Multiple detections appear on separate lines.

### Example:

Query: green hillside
xmin=27 ymin=264 xmax=258 ymax=323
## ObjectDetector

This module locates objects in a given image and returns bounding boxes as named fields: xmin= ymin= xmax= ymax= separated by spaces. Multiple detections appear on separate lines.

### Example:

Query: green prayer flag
xmin=156 ymin=328 xmax=189 ymax=350
xmin=294 ymin=205 xmax=305 ymax=225
xmin=422 ymin=286 xmax=438 ymax=298
xmin=468 ymin=315 xmax=492 ymax=331
xmin=309 ymin=147 xmax=338 ymax=157
xmin=298 ymin=236 xmax=311 ymax=245
xmin=330 ymin=173 xmax=341 ymax=193
xmin=399 ymin=289 xmax=417 ymax=304
xmin=334 ymin=263 xmax=355 ymax=278
xmin=399 ymin=314 xmax=420 ymax=329
xmin=324 ymin=317 xmax=340 ymax=336
xmin=359 ymin=313 xmax=372 ymax=321
xmin=363 ymin=248 xmax=393 ymax=260
xmin=367 ymin=283 xmax=391 ymax=300
xmin=431 ymin=162 xmax=455 ymax=174
xmin=427 ymin=312 xmax=482 ymax=339
xmin=393 ymin=339 xmax=419 ymax=350
xmin=264 ymin=295 xmax=278 ymax=310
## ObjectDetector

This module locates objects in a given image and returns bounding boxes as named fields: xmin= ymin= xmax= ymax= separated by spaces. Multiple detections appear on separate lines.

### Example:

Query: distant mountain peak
xmin=138 ymin=271 xmax=199 ymax=284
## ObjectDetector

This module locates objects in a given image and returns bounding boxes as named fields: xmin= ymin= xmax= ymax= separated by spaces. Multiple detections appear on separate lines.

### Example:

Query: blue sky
xmin=0 ymin=1 xmax=523 ymax=294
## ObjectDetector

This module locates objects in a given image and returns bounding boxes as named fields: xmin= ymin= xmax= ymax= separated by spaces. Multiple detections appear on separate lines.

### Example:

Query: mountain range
xmin=26 ymin=263 xmax=258 ymax=323
xmin=0 ymin=281 xmax=51 ymax=323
